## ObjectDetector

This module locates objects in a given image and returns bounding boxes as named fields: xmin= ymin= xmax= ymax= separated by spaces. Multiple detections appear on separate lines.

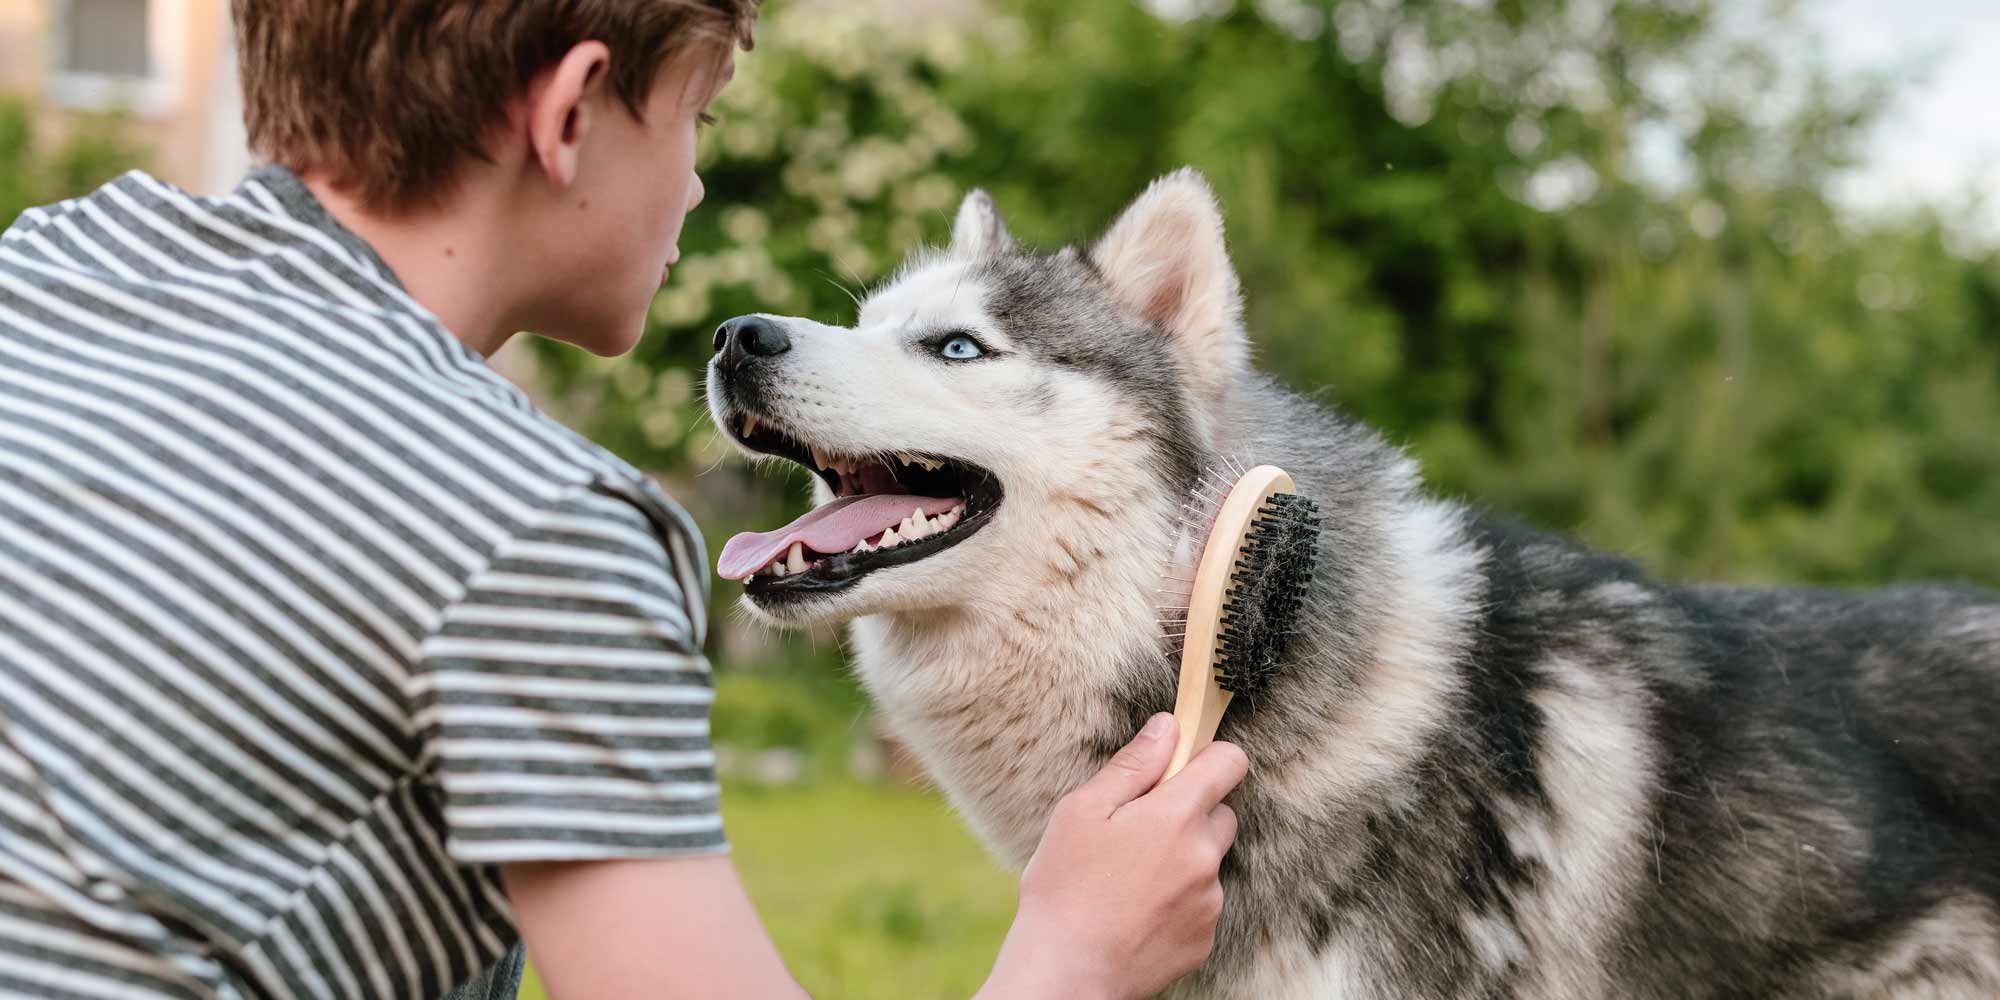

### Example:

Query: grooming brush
xmin=1163 ymin=465 xmax=1322 ymax=779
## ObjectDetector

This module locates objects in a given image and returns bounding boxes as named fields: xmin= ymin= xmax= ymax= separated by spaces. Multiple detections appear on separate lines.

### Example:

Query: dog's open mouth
xmin=717 ymin=412 xmax=1003 ymax=597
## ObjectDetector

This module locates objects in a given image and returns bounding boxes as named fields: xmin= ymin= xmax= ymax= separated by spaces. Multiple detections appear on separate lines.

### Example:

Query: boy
xmin=0 ymin=1 xmax=1248 ymax=998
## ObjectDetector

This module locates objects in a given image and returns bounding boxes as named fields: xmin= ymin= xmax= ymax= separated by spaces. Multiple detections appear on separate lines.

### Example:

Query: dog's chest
xmin=847 ymin=615 xmax=1129 ymax=864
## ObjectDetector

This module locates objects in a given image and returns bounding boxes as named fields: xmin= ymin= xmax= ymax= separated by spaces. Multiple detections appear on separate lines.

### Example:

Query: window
xmin=62 ymin=0 xmax=150 ymax=78
xmin=47 ymin=0 xmax=181 ymax=114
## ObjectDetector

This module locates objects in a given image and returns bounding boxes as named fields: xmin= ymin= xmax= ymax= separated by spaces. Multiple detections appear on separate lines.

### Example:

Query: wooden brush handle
xmin=1164 ymin=465 xmax=1295 ymax=779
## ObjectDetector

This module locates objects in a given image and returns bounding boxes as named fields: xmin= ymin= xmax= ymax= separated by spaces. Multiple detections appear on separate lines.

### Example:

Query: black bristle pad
xmin=1213 ymin=493 xmax=1322 ymax=699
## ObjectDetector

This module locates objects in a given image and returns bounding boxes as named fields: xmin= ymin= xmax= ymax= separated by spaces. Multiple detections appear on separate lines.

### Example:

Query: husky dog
xmin=704 ymin=170 xmax=2000 ymax=998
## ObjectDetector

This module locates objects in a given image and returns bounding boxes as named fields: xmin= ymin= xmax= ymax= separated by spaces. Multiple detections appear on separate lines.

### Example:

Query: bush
xmin=0 ymin=98 xmax=145 ymax=230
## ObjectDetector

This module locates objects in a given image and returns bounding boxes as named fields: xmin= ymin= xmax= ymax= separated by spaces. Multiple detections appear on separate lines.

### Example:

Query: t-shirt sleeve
xmin=412 ymin=482 xmax=727 ymax=865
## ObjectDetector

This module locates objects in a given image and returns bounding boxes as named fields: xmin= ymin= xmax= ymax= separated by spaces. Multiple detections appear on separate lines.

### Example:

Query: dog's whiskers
xmin=813 ymin=269 xmax=865 ymax=313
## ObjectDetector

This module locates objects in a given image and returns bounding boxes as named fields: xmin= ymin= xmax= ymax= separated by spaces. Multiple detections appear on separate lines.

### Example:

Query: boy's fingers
xmin=1070 ymin=713 xmax=1177 ymax=815
xmin=1160 ymin=741 xmax=1249 ymax=812
xmin=1207 ymin=802 xmax=1239 ymax=850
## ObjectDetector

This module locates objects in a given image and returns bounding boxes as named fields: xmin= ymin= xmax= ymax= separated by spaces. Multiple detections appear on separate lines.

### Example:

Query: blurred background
xmin=4 ymin=0 xmax=1998 ymax=997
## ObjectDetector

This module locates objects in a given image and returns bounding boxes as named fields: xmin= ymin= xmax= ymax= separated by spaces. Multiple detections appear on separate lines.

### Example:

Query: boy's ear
xmin=527 ymin=42 xmax=614 ymax=189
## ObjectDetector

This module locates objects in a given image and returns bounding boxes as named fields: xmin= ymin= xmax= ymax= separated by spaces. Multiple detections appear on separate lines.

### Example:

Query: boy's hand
xmin=978 ymin=713 xmax=1250 ymax=1000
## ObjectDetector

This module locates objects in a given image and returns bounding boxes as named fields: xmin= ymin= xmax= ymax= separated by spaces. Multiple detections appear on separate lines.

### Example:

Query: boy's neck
xmin=301 ymin=171 xmax=525 ymax=357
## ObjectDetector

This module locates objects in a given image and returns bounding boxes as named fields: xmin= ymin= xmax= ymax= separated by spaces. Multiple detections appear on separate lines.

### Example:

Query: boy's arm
xmin=504 ymin=854 xmax=807 ymax=999
xmin=506 ymin=714 xmax=1248 ymax=1000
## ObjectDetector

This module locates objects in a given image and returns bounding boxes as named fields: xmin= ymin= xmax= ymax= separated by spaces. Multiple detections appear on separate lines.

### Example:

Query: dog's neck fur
xmin=848 ymin=447 xmax=1187 ymax=864
xmin=848 ymin=410 xmax=1485 ymax=871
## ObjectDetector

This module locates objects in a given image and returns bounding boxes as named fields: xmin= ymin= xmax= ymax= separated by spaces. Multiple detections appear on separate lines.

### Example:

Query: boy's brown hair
xmin=233 ymin=0 xmax=758 ymax=212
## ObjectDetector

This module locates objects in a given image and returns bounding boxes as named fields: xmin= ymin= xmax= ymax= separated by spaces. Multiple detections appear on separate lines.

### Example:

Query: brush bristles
xmin=1213 ymin=492 xmax=1322 ymax=700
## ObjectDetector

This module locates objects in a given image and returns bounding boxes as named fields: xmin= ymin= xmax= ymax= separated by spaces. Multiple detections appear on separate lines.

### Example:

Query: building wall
xmin=0 ymin=0 xmax=251 ymax=195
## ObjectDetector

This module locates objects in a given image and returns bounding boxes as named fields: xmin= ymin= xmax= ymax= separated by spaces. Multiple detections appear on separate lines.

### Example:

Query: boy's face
xmin=540 ymin=47 xmax=731 ymax=356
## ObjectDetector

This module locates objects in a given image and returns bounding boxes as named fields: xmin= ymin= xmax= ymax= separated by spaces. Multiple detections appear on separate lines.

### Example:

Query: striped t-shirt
xmin=0 ymin=166 xmax=727 ymax=1000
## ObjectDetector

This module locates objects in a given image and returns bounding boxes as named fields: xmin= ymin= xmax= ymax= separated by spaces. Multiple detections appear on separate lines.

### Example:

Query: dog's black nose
xmin=713 ymin=315 xmax=792 ymax=362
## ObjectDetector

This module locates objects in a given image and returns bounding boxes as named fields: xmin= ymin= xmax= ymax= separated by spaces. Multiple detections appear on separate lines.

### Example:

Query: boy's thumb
xmin=1072 ymin=713 xmax=1176 ymax=814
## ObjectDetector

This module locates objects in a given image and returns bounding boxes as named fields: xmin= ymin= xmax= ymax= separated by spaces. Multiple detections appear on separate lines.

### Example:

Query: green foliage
xmin=531 ymin=0 xmax=1998 ymax=639
xmin=710 ymin=664 xmax=874 ymax=780
xmin=0 ymin=98 xmax=146 ymax=231
xmin=712 ymin=778 xmax=1018 ymax=998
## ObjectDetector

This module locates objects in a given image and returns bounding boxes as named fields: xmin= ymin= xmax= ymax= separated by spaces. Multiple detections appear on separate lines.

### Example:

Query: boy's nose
xmin=713 ymin=315 xmax=792 ymax=364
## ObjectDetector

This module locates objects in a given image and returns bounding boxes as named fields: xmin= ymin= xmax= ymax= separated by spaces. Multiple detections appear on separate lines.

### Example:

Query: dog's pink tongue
xmin=718 ymin=495 xmax=962 ymax=580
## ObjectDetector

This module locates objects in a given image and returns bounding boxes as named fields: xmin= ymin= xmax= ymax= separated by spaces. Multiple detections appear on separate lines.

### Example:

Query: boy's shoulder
xmin=1 ymin=167 xmax=705 ymax=593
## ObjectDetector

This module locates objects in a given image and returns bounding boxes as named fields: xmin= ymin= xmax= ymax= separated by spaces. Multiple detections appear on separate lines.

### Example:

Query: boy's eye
xmin=938 ymin=336 xmax=984 ymax=361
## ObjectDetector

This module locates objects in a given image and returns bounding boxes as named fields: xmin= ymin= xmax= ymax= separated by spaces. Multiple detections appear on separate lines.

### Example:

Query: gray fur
xmin=708 ymin=174 xmax=2000 ymax=998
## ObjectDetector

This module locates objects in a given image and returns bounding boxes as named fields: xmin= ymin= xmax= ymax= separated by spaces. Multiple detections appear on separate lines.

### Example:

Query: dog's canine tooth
xmin=741 ymin=414 xmax=761 ymax=438
xmin=810 ymin=447 xmax=828 ymax=472
xmin=787 ymin=542 xmax=807 ymax=574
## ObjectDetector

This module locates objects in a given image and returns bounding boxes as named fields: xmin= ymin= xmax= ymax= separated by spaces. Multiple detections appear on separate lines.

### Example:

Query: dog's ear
xmin=1090 ymin=169 xmax=1247 ymax=407
xmin=951 ymin=190 xmax=1018 ymax=258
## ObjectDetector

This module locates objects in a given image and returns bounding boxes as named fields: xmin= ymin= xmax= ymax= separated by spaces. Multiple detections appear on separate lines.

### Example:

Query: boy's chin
xmin=544 ymin=308 xmax=648 ymax=358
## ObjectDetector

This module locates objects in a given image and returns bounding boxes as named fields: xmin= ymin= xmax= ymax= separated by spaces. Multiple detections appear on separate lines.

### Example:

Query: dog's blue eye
xmin=939 ymin=336 xmax=984 ymax=360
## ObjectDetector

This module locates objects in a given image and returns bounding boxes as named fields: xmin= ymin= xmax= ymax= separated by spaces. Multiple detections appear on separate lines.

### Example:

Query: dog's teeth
xmin=810 ymin=447 xmax=828 ymax=471
xmin=937 ymin=508 xmax=960 ymax=530
xmin=766 ymin=559 xmax=787 ymax=578
xmin=852 ymin=539 xmax=873 ymax=554
xmin=896 ymin=452 xmax=914 ymax=467
xmin=924 ymin=458 xmax=944 ymax=471
xmin=742 ymin=415 xmax=761 ymax=438
xmin=879 ymin=527 xmax=901 ymax=548
xmin=787 ymin=542 xmax=807 ymax=574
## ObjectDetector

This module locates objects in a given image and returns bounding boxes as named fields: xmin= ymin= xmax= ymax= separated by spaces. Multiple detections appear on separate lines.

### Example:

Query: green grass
xmin=519 ymin=778 xmax=1016 ymax=999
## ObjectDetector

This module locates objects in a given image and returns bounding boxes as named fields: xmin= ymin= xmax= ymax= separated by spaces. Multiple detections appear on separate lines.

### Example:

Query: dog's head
xmin=706 ymin=169 xmax=1250 ymax=627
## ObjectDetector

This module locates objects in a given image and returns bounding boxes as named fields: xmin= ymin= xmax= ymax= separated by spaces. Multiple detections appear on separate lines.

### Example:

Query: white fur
xmin=1818 ymin=897 xmax=2000 ymax=998
xmin=1501 ymin=655 xmax=1658 ymax=997
xmin=951 ymin=190 xmax=1017 ymax=258
xmin=1185 ymin=937 xmax=1369 ymax=1000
